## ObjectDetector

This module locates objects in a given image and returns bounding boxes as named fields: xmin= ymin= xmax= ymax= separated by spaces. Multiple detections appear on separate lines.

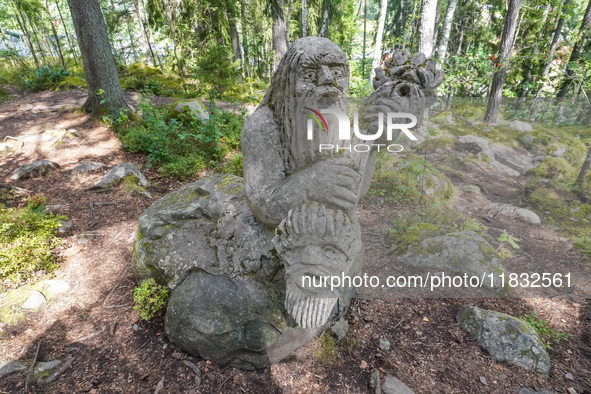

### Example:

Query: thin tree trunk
xmin=123 ymin=1 xmax=139 ymax=63
xmin=66 ymin=0 xmax=129 ymax=114
xmin=133 ymin=0 xmax=156 ymax=66
xmin=575 ymin=145 xmax=591 ymax=189
xmin=484 ymin=0 xmax=521 ymax=124
xmin=370 ymin=0 xmax=388 ymax=82
xmin=404 ymin=0 xmax=418 ymax=49
xmin=436 ymin=0 xmax=457 ymax=61
xmin=301 ymin=0 xmax=308 ymax=36
xmin=362 ymin=0 xmax=367 ymax=76
xmin=271 ymin=0 xmax=287 ymax=70
xmin=14 ymin=9 xmax=40 ymax=68
xmin=556 ymin=0 xmax=591 ymax=102
xmin=46 ymin=0 xmax=66 ymax=68
xmin=54 ymin=0 xmax=77 ymax=60
xmin=419 ymin=0 xmax=438 ymax=58
xmin=228 ymin=14 xmax=243 ymax=82
xmin=27 ymin=15 xmax=49 ymax=66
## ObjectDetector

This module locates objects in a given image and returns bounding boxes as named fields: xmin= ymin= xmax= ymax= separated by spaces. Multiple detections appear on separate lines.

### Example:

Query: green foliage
xmin=0 ymin=195 xmax=66 ymax=289
xmin=369 ymin=152 xmax=454 ymax=204
xmin=21 ymin=66 xmax=69 ymax=91
xmin=193 ymin=46 xmax=239 ymax=97
xmin=522 ymin=312 xmax=571 ymax=349
xmin=117 ymin=96 xmax=244 ymax=179
xmin=133 ymin=278 xmax=170 ymax=320
xmin=498 ymin=230 xmax=520 ymax=249
xmin=120 ymin=63 xmax=194 ymax=97
xmin=222 ymin=152 xmax=243 ymax=177
xmin=0 ymin=86 xmax=9 ymax=104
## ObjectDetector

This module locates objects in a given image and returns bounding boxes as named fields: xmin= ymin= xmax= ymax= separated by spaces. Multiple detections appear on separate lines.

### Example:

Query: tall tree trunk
xmin=241 ymin=0 xmax=250 ymax=78
xmin=46 ymin=0 xmax=66 ymax=68
xmin=575 ymin=145 xmax=591 ymax=190
xmin=228 ymin=15 xmax=243 ymax=82
xmin=404 ymin=0 xmax=418 ymax=49
xmin=318 ymin=8 xmax=329 ymax=37
xmin=271 ymin=0 xmax=287 ymax=70
xmin=66 ymin=0 xmax=129 ymax=114
xmin=370 ymin=0 xmax=388 ymax=82
xmin=556 ymin=0 xmax=591 ymax=102
xmin=27 ymin=15 xmax=49 ymax=66
xmin=301 ymin=0 xmax=308 ymax=36
xmin=529 ymin=0 xmax=570 ymax=120
xmin=436 ymin=0 xmax=457 ymax=61
xmin=133 ymin=0 xmax=156 ymax=66
xmin=483 ymin=0 xmax=521 ymax=124
xmin=418 ymin=0 xmax=438 ymax=58
xmin=159 ymin=0 xmax=185 ymax=88
xmin=54 ymin=0 xmax=77 ymax=60
xmin=14 ymin=9 xmax=40 ymax=68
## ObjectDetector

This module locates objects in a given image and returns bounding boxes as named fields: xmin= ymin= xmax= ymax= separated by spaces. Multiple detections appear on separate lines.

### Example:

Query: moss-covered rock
xmin=456 ymin=305 xmax=550 ymax=377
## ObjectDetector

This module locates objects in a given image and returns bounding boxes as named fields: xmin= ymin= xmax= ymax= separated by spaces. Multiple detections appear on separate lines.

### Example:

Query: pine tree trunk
xmin=46 ymin=0 xmax=66 ymax=68
xmin=228 ymin=15 xmax=243 ymax=82
xmin=370 ymin=0 xmax=388 ymax=82
xmin=556 ymin=0 xmax=591 ymax=102
xmin=301 ymin=0 xmax=308 ymax=36
xmin=404 ymin=0 xmax=418 ymax=49
xmin=484 ymin=0 xmax=521 ymax=124
xmin=123 ymin=1 xmax=139 ymax=63
xmin=272 ymin=0 xmax=287 ymax=70
xmin=28 ymin=16 xmax=49 ymax=66
xmin=418 ymin=0 xmax=438 ymax=58
xmin=66 ymin=0 xmax=129 ymax=114
xmin=436 ymin=0 xmax=457 ymax=61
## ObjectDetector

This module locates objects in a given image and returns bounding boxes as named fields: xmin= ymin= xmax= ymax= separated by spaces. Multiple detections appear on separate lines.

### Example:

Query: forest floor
xmin=0 ymin=90 xmax=590 ymax=394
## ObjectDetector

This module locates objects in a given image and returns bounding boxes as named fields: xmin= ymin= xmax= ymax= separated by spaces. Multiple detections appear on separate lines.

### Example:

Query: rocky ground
xmin=0 ymin=90 xmax=590 ymax=394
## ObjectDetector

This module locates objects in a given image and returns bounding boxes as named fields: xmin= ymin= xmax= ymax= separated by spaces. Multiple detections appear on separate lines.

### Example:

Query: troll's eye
xmin=331 ymin=67 xmax=344 ymax=78
xmin=301 ymin=69 xmax=317 ymax=81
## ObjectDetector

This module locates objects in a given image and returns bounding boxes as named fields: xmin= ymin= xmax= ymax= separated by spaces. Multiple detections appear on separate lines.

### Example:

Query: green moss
xmin=55 ymin=76 xmax=86 ymax=91
xmin=317 ymin=333 xmax=337 ymax=363
xmin=527 ymin=157 xmax=576 ymax=180
xmin=414 ymin=239 xmax=445 ymax=255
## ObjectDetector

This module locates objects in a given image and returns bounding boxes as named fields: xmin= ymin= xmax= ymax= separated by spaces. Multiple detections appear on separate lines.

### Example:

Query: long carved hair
xmin=260 ymin=37 xmax=350 ymax=174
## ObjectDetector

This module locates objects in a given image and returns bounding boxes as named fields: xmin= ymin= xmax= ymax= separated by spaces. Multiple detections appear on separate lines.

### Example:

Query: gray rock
xmin=10 ymin=160 xmax=60 ymax=180
xmin=173 ymin=100 xmax=209 ymax=121
xmin=0 ymin=361 xmax=27 ymax=379
xmin=446 ymin=115 xmax=454 ymax=125
xmin=510 ymin=120 xmax=533 ymax=132
xmin=331 ymin=317 xmax=349 ymax=340
xmin=486 ymin=203 xmax=541 ymax=224
xmin=457 ymin=135 xmax=495 ymax=163
xmin=89 ymin=163 xmax=151 ymax=198
xmin=57 ymin=220 xmax=73 ymax=233
xmin=370 ymin=369 xmax=415 ymax=394
xmin=22 ymin=290 xmax=46 ymax=310
xmin=551 ymin=144 xmax=568 ymax=158
xmin=458 ymin=184 xmax=483 ymax=194
xmin=457 ymin=305 xmax=550 ymax=377
xmin=379 ymin=338 xmax=391 ymax=351
xmin=522 ymin=134 xmax=534 ymax=146
xmin=399 ymin=231 xmax=505 ymax=288
xmin=132 ymin=174 xmax=276 ymax=289
xmin=482 ymin=127 xmax=491 ymax=133
xmin=491 ymin=143 xmax=534 ymax=175
xmin=135 ymin=175 xmax=327 ymax=369
xmin=39 ymin=279 xmax=70 ymax=294
xmin=71 ymin=161 xmax=105 ymax=174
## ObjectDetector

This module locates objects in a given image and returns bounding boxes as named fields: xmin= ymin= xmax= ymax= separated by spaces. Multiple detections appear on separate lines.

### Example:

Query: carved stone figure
xmin=273 ymin=202 xmax=364 ymax=328
xmin=131 ymin=36 xmax=442 ymax=369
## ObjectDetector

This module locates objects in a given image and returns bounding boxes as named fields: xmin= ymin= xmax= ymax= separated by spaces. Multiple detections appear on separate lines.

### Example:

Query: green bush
xmin=194 ymin=46 xmax=239 ymax=97
xmin=522 ymin=311 xmax=571 ymax=349
xmin=133 ymin=278 xmax=170 ymax=320
xmin=223 ymin=152 xmax=243 ymax=177
xmin=117 ymin=96 xmax=244 ymax=179
xmin=0 ymin=195 xmax=66 ymax=289
xmin=22 ymin=66 xmax=69 ymax=91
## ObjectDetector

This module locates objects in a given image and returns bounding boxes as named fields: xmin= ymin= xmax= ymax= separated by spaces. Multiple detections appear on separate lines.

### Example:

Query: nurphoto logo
xmin=303 ymin=108 xmax=419 ymax=153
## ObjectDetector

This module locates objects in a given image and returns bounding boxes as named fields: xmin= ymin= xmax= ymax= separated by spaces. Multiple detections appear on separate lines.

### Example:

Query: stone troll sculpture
xmin=131 ymin=36 xmax=442 ymax=369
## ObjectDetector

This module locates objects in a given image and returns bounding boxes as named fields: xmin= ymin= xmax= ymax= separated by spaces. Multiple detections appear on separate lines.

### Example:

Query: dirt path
xmin=0 ymin=91 xmax=590 ymax=394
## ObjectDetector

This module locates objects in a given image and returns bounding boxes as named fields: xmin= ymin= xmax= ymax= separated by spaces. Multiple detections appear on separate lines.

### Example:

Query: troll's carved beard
xmin=284 ymin=287 xmax=339 ymax=329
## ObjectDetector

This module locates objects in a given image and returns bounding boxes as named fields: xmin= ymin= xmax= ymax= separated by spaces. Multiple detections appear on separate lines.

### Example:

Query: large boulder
xmin=457 ymin=305 xmax=550 ymax=377
xmin=398 ymin=231 xmax=506 ymax=289
xmin=485 ymin=203 xmax=541 ymax=225
xmin=132 ymin=174 xmax=327 ymax=369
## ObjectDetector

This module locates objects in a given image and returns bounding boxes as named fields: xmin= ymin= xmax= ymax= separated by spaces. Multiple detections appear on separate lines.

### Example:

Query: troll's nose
xmin=317 ymin=65 xmax=335 ymax=86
